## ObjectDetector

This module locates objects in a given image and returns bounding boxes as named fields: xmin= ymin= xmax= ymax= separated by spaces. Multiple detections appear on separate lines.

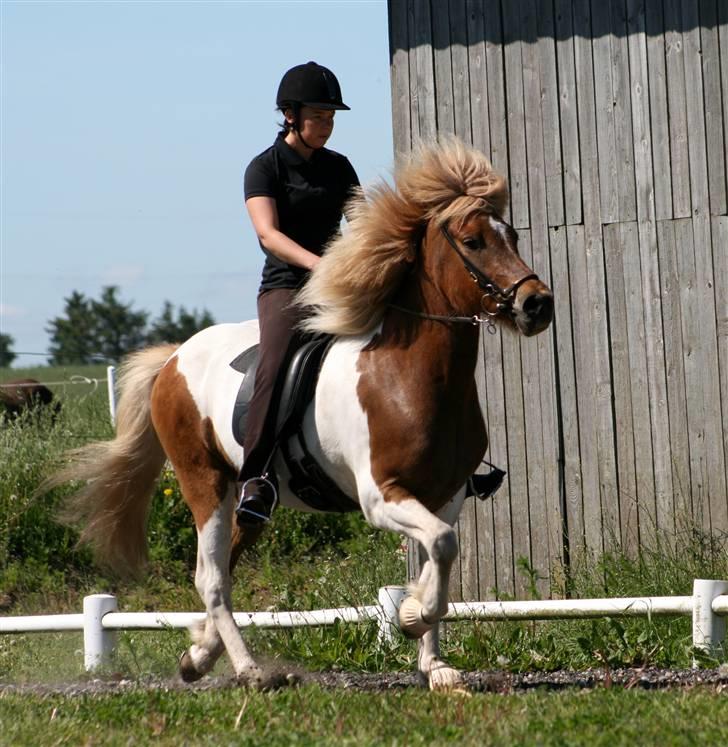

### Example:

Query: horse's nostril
xmin=523 ymin=293 xmax=554 ymax=320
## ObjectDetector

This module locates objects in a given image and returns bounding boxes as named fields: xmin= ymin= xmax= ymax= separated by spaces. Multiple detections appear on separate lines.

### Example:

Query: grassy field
xmin=1 ymin=684 xmax=727 ymax=746
xmin=1 ymin=364 xmax=727 ymax=744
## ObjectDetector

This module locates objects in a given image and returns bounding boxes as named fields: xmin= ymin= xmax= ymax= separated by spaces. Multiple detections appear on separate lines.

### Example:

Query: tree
xmin=0 ymin=333 xmax=17 ymax=367
xmin=47 ymin=286 xmax=148 ymax=364
xmin=46 ymin=291 xmax=100 ymax=364
xmin=46 ymin=288 xmax=216 ymax=364
xmin=146 ymin=301 xmax=215 ymax=345
xmin=90 ymin=286 xmax=148 ymax=362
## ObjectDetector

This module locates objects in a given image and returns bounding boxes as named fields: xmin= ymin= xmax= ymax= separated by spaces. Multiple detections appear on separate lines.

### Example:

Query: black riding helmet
xmin=276 ymin=61 xmax=350 ymax=111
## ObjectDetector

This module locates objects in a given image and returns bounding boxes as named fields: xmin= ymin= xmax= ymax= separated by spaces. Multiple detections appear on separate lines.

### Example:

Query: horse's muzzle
xmin=513 ymin=283 xmax=554 ymax=336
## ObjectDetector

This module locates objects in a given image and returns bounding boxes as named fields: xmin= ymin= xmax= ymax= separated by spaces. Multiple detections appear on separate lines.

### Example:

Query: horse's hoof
xmin=178 ymin=651 xmax=205 ymax=683
xmin=398 ymin=596 xmax=434 ymax=639
xmin=427 ymin=662 xmax=469 ymax=693
xmin=234 ymin=667 xmax=296 ymax=691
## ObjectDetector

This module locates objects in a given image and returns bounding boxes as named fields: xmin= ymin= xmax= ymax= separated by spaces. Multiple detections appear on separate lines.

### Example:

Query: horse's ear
xmin=406 ymin=224 xmax=426 ymax=262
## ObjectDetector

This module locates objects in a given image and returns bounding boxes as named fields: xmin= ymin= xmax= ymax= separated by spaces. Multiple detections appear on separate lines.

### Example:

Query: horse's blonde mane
xmin=297 ymin=137 xmax=509 ymax=336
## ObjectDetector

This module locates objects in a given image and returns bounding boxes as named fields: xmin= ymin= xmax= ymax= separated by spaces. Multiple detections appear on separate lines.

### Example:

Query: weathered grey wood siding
xmin=388 ymin=0 xmax=728 ymax=599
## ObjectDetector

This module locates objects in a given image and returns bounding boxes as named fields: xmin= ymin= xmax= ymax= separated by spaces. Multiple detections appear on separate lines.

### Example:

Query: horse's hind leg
xmin=174 ymin=474 xmax=264 ymax=685
xmin=179 ymin=506 xmax=265 ymax=682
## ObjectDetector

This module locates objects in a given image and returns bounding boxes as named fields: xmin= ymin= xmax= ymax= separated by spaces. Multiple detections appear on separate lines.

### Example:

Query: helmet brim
xmin=301 ymin=101 xmax=351 ymax=111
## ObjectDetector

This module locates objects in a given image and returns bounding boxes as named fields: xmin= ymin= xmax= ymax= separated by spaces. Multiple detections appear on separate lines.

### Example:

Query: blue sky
xmin=1 ymin=0 xmax=393 ymax=366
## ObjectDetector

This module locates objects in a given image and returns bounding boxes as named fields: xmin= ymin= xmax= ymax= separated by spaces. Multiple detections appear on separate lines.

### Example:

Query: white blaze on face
xmin=488 ymin=215 xmax=508 ymax=241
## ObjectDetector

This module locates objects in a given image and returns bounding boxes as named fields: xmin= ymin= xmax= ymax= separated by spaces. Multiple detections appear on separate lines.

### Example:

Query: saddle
xmin=230 ymin=338 xmax=359 ymax=514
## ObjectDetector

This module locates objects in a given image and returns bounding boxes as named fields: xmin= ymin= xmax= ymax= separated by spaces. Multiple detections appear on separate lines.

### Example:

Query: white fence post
xmin=377 ymin=585 xmax=407 ymax=645
xmin=83 ymin=594 xmax=118 ymax=672
xmin=691 ymin=578 xmax=728 ymax=664
xmin=106 ymin=365 xmax=117 ymax=427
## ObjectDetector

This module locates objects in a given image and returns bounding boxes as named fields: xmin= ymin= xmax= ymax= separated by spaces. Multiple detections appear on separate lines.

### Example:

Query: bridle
xmin=390 ymin=221 xmax=539 ymax=333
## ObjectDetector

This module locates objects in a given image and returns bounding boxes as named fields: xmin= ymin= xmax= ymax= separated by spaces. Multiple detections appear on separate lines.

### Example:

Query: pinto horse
xmin=51 ymin=139 xmax=553 ymax=690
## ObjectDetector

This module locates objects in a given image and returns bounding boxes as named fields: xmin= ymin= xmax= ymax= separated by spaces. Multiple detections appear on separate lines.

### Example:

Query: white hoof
xmin=399 ymin=596 xmax=434 ymax=639
xmin=427 ymin=662 xmax=468 ymax=693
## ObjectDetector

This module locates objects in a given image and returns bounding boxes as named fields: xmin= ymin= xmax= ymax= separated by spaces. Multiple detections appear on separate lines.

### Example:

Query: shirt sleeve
xmin=244 ymin=154 xmax=277 ymax=201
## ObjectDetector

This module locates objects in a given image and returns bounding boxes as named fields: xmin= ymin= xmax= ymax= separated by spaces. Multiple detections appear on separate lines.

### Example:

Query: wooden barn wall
xmin=389 ymin=0 xmax=728 ymax=599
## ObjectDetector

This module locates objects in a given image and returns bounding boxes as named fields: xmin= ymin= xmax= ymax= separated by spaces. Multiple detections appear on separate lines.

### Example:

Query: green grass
xmin=0 ymin=685 xmax=726 ymax=746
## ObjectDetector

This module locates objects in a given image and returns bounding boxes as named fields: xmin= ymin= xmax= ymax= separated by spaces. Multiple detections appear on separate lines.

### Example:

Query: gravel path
xmin=2 ymin=666 xmax=727 ymax=697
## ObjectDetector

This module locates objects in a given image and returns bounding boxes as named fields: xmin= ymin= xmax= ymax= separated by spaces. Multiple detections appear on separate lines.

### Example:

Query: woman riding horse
xmin=49 ymin=139 xmax=553 ymax=691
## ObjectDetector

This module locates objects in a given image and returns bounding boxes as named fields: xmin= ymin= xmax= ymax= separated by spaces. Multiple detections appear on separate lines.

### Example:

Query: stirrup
xmin=235 ymin=475 xmax=278 ymax=525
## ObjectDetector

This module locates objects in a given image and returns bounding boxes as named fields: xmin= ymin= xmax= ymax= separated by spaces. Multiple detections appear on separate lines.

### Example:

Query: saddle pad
xmin=230 ymin=345 xmax=259 ymax=446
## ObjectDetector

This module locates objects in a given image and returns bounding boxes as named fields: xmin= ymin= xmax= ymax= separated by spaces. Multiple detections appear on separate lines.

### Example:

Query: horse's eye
xmin=462 ymin=237 xmax=480 ymax=251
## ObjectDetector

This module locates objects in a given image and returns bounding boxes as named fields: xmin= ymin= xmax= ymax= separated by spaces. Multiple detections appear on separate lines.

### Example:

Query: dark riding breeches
xmin=240 ymin=287 xmax=306 ymax=482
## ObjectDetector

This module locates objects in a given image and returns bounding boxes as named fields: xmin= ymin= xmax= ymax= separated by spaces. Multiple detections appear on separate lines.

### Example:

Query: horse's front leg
xmin=361 ymin=485 xmax=466 ymax=690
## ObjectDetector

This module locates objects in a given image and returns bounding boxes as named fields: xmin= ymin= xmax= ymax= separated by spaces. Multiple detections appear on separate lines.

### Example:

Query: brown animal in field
xmin=0 ymin=378 xmax=61 ymax=421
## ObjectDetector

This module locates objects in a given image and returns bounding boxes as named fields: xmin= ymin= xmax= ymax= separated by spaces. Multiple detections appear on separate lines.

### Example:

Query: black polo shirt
xmin=244 ymin=134 xmax=360 ymax=291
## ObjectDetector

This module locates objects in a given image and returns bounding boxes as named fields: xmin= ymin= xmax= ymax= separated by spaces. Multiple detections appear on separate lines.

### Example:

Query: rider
xmin=236 ymin=61 xmax=360 ymax=525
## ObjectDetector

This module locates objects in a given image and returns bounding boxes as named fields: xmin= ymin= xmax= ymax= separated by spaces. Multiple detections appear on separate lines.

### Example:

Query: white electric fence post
xmin=377 ymin=585 xmax=408 ymax=645
xmin=106 ymin=365 xmax=117 ymax=427
xmin=83 ymin=594 xmax=118 ymax=672
xmin=691 ymin=579 xmax=728 ymax=666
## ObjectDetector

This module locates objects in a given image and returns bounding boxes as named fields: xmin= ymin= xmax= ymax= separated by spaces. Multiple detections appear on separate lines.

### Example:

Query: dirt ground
xmin=2 ymin=666 xmax=727 ymax=696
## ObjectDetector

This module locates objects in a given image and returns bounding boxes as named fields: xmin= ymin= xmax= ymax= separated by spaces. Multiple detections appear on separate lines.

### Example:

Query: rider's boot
xmin=467 ymin=465 xmax=506 ymax=500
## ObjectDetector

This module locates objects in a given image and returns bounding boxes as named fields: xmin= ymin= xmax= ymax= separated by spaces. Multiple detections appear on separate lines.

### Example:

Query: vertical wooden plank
xmin=430 ymin=1 xmax=455 ymax=139
xmin=573 ymin=1 xmax=602 ymax=227
xmin=448 ymin=0 xmax=473 ymax=142
xmin=700 ymin=0 xmax=727 ymax=215
xmin=472 ymin=331 xmax=498 ymax=600
xmin=554 ymin=0 xmax=582 ymax=225
xmin=549 ymin=225 xmax=584 ymax=563
xmin=674 ymin=218 xmax=708 ymax=531
xmin=536 ymin=0 xmax=565 ymax=227
xmin=720 ymin=3 xmax=728 ymax=208
xmin=482 ymin=327 xmax=515 ymax=597
xmin=431 ymin=0 xmax=455 ymax=136
xmin=388 ymin=0 xmax=413 ymax=160
xmin=566 ymin=225 xmax=604 ymax=558
xmin=591 ymin=0 xmax=619 ymax=224
xmin=517 ymin=231 xmax=550 ymax=596
xmin=502 ymin=0 xmax=530 ymax=228
xmin=409 ymin=0 xmax=437 ymax=141
xmin=657 ymin=220 xmax=692 ymax=524
xmin=610 ymin=0 xmax=638 ymax=222
xmin=621 ymin=221 xmax=660 ymax=543
xmin=465 ymin=0 xmax=491 ymax=155
xmin=603 ymin=223 xmax=640 ymax=553
xmin=484 ymin=1 xmax=509 ymax=179
xmin=663 ymin=0 xmax=691 ymax=217
xmin=645 ymin=0 xmax=673 ymax=221
xmin=713 ymin=216 xmax=728 ymax=529
xmin=501 ymin=298 xmax=532 ymax=596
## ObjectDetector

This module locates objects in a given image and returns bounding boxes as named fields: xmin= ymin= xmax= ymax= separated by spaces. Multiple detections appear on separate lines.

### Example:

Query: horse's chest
xmin=356 ymin=359 xmax=487 ymax=507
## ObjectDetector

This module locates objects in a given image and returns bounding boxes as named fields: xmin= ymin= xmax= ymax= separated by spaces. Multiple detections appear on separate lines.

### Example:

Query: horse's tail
xmin=48 ymin=344 xmax=178 ymax=577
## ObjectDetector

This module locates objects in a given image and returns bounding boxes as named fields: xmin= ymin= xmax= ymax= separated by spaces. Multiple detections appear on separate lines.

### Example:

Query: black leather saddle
xmin=230 ymin=338 xmax=359 ymax=513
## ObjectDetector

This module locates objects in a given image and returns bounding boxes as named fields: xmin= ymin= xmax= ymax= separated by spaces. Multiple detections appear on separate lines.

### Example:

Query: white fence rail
xmin=1 ymin=581 xmax=726 ymax=672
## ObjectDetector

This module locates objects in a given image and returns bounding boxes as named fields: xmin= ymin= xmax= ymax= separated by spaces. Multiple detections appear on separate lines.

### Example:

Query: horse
xmin=0 ymin=378 xmax=60 ymax=421
xmin=49 ymin=138 xmax=554 ymax=691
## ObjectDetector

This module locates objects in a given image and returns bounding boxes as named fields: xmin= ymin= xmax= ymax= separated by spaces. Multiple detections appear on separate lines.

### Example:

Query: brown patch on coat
xmin=150 ymin=356 xmax=235 ymax=529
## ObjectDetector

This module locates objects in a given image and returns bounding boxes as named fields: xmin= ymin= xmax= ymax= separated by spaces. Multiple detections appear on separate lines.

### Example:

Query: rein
xmin=389 ymin=223 xmax=539 ymax=334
